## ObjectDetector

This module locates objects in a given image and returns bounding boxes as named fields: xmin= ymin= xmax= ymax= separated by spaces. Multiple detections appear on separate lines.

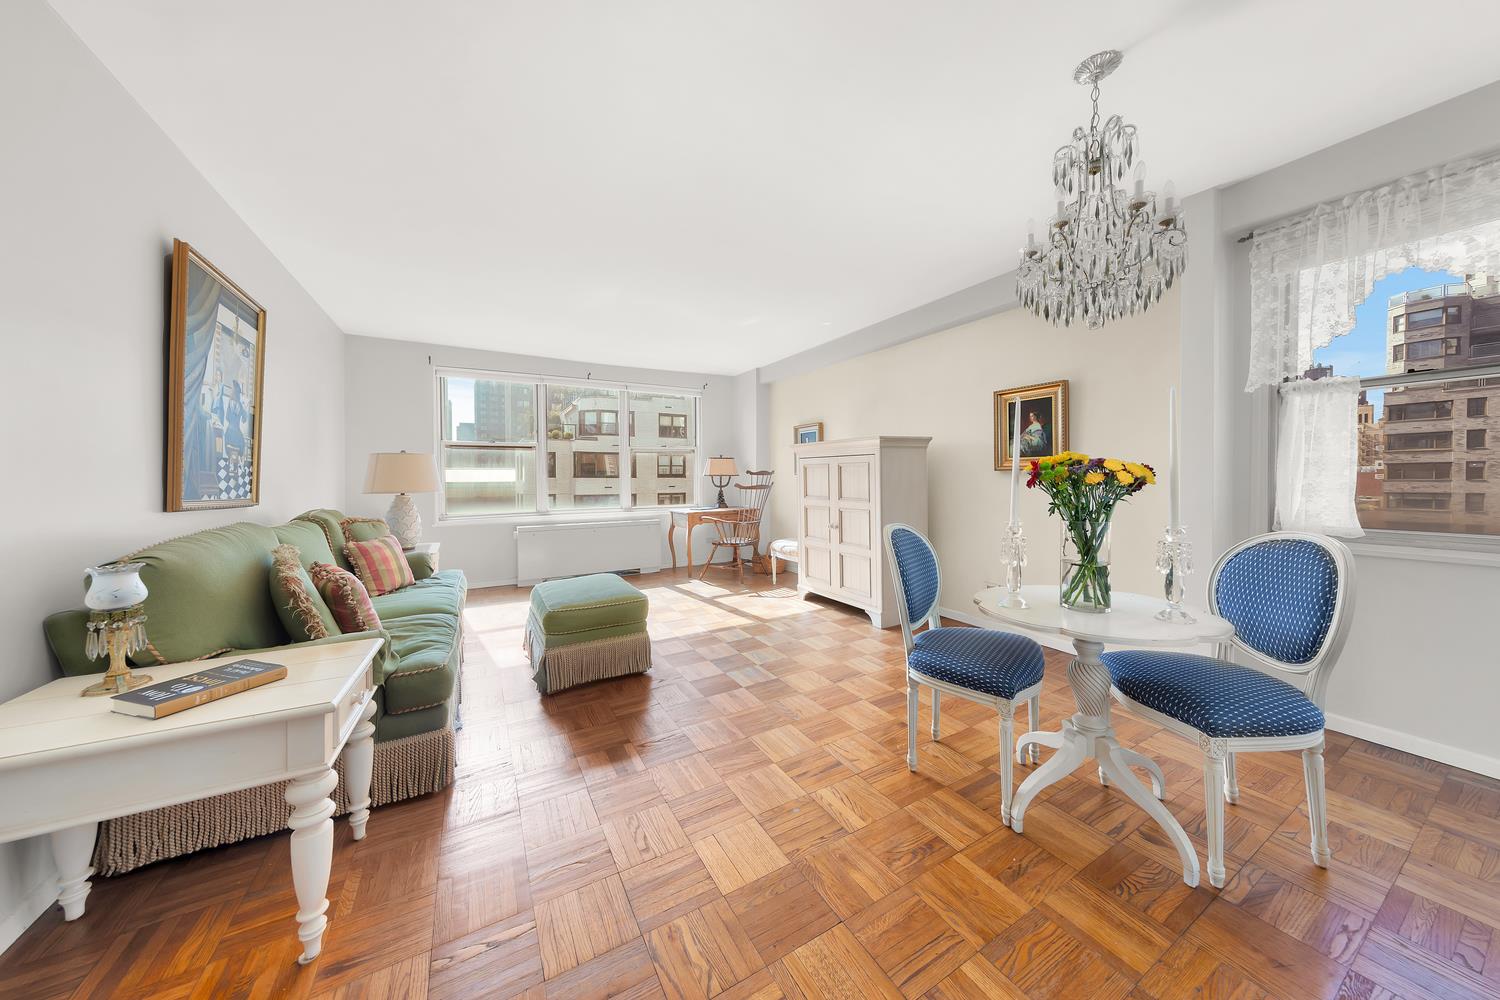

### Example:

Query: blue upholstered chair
xmin=1101 ymin=531 xmax=1355 ymax=888
xmin=883 ymin=524 xmax=1045 ymax=825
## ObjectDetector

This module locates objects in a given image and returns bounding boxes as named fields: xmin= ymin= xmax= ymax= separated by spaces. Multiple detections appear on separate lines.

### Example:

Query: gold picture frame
xmin=166 ymin=239 xmax=267 ymax=511
xmin=793 ymin=421 xmax=824 ymax=445
xmin=994 ymin=380 xmax=1068 ymax=471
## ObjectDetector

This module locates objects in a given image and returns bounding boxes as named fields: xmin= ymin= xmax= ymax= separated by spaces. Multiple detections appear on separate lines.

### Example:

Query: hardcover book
xmin=110 ymin=659 xmax=287 ymax=719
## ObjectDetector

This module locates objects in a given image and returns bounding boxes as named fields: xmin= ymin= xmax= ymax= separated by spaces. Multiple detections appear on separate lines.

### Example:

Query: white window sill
xmin=434 ymin=507 xmax=700 ymax=528
xmin=1345 ymin=530 xmax=1500 ymax=568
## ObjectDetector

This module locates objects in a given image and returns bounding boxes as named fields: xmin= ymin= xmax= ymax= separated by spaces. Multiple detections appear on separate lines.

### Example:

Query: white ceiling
xmin=51 ymin=1 xmax=1500 ymax=375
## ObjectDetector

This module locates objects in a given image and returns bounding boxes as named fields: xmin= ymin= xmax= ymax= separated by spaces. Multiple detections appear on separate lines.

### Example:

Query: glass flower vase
xmin=1059 ymin=516 xmax=1113 ymax=613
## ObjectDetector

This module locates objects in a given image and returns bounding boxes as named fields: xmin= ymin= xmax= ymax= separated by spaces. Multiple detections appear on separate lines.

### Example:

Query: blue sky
xmin=1313 ymin=265 xmax=1462 ymax=413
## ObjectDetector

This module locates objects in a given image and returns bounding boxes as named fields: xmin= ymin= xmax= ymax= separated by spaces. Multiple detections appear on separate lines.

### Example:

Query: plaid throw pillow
xmin=343 ymin=534 xmax=415 ymax=597
xmin=309 ymin=562 xmax=382 ymax=633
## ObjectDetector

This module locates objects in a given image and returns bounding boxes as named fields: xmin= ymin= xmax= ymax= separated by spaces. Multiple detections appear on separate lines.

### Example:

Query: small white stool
xmin=768 ymin=539 xmax=798 ymax=585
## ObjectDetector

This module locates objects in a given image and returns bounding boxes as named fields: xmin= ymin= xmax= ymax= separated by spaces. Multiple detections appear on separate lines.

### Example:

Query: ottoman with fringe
xmin=91 ymin=726 xmax=455 ymax=876
xmin=524 ymin=624 xmax=651 ymax=694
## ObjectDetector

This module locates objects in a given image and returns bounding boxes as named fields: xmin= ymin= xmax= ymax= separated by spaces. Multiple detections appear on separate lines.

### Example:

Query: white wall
xmin=1184 ymin=80 xmax=1500 ymax=776
xmin=343 ymin=336 xmax=736 ymax=586
xmin=0 ymin=1 xmax=349 ymax=952
xmin=766 ymin=291 xmax=1181 ymax=615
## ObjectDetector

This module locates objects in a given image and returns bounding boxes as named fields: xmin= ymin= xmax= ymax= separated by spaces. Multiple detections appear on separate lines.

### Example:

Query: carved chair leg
xmin=1224 ymin=752 xmax=1240 ymax=804
xmin=906 ymin=681 xmax=919 ymax=771
xmin=930 ymin=689 xmax=941 ymax=739
xmin=1303 ymin=739 xmax=1331 ymax=868
xmin=999 ymin=706 xmax=1016 ymax=826
xmin=1027 ymin=696 xmax=1041 ymax=763
xmin=1203 ymin=751 xmax=1228 ymax=888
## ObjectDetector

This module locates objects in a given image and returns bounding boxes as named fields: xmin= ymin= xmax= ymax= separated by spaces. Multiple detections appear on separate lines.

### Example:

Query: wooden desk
xmin=668 ymin=506 xmax=750 ymax=569
xmin=0 ymin=638 xmax=382 ymax=965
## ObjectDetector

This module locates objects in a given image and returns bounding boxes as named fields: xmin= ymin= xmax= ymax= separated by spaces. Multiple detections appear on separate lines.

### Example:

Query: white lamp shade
xmin=364 ymin=451 xmax=440 ymax=494
xmin=706 ymin=456 xmax=738 ymax=477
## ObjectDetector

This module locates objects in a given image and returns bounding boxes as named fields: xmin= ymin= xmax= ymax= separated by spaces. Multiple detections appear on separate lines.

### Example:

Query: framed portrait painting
xmin=994 ymin=380 xmax=1068 ymax=471
xmin=165 ymin=239 xmax=266 ymax=511
xmin=793 ymin=421 xmax=824 ymax=445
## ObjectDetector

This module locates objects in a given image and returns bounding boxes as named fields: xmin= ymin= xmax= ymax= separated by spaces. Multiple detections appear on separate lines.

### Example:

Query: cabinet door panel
xmin=835 ymin=460 xmax=872 ymax=503
xmin=803 ymin=504 xmax=832 ymax=543
xmin=839 ymin=553 xmax=873 ymax=600
xmin=837 ymin=508 xmax=872 ymax=552
xmin=802 ymin=461 xmax=832 ymax=502
xmin=803 ymin=545 xmax=834 ymax=589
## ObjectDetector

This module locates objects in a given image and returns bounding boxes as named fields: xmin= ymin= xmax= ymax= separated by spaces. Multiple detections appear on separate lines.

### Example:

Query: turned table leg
xmin=668 ymin=518 xmax=680 ymax=569
xmin=50 ymin=823 xmax=97 ymax=921
xmin=344 ymin=698 xmax=378 ymax=841
xmin=285 ymin=767 xmax=338 ymax=964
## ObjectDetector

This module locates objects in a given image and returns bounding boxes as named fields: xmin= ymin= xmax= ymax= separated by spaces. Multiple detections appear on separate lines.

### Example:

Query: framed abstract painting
xmin=165 ymin=239 xmax=266 ymax=511
xmin=994 ymin=379 xmax=1068 ymax=470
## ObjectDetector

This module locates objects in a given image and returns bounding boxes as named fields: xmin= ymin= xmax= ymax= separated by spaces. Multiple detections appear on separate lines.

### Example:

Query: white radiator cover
xmin=515 ymin=517 xmax=663 ymax=585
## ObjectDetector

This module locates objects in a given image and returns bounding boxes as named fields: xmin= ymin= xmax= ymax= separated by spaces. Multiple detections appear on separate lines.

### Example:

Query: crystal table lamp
xmin=364 ymin=451 xmax=441 ymax=547
xmin=706 ymin=456 xmax=738 ymax=507
xmin=82 ymin=562 xmax=153 ymax=697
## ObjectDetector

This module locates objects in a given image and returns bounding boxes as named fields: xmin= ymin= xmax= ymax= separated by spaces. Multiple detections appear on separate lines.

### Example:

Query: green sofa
xmin=43 ymin=508 xmax=465 ymax=874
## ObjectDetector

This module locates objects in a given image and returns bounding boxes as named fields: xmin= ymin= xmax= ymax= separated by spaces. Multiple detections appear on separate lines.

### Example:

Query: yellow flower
xmin=1124 ymin=461 xmax=1148 ymax=478
xmin=1115 ymin=470 xmax=1135 ymax=486
xmin=1103 ymin=459 xmax=1124 ymax=472
xmin=1084 ymin=471 xmax=1106 ymax=485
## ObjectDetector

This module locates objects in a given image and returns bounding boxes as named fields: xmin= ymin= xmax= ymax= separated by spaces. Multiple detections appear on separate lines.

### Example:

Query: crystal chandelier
xmin=1016 ymin=50 xmax=1186 ymax=329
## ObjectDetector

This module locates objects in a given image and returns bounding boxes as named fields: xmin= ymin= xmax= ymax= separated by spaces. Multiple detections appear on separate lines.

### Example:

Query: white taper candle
xmin=1009 ymin=400 xmax=1024 ymax=526
xmin=1168 ymin=386 xmax=1180 ymax=532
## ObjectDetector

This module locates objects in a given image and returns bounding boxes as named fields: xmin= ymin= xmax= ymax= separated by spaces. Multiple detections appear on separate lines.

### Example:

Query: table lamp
xmin=82 ymin=562 xmax=153 ymax=697
xmin=364 ymin=451 xmax=441 ymax=547
xmin=706 ymin=456 xmax=738 ymax=507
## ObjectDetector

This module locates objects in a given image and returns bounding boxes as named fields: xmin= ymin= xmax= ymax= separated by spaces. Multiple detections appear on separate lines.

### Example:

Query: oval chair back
xmin=882 ymin=524 xmax=942 ymax=657
xmin=1208 ymin=531 xmax=1356 ymax=708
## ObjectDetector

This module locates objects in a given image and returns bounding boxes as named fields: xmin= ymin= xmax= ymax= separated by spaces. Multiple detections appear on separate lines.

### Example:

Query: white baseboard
xmin=0 ymin=869 xmax=57 ymax=957
xmin=1323 ymin=712 xmax=1500 ymax=779
xmin=939 ymin=606 xmax=1499 ymax=780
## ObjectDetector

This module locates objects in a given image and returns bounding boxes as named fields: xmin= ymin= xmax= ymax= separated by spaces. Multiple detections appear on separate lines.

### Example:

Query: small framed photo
xmin=994 ymin=380 xmax=1068 ymax=471
xmin=793 ymin=421 xmax=824 ymax=445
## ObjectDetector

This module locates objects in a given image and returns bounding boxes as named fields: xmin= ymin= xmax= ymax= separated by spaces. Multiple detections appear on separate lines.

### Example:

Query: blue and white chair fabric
xmin=883 ymin=524 xmax=1045 ymax=825
xmin=1100 ymin=531 xmax=1355 ymax=888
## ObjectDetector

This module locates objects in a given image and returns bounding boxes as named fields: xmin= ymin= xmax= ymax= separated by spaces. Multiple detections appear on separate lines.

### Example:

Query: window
xmin=437 ymin=375 xmax=538 ymax=515
xmin=1466 ymin=461 xmax=1486 ymax=481
xmin=1470 ymin=429 xmax=1488 ymax=449
xmin=1385 ymin=493 xmax=1451 ymax=510
xmin=574 ymin=452 xmax=619 ymax=478
xmin=576 ymin=409 xmax=618 ymax=438
xmin=1387 ymin=400 xmax=1452 ymax=421
xmin=1409 ymin=307 xmax=1447 ymax=330
xmin=1406 ymin=339 xmax=1445 ymax=361
xmin=1469 ymin=396 xmax=1489 ymax=417
xmin=629 ymin=391 xmax=697 ymax=507
xmin=1468 ymin=494 xmax=1487 ymax=513
xmin=1386 ymin=462 xmax=1451 ymax=481
xmin=1473 ymin=333 xmax=1500 ymax=359
xmin=438 ymin=371 xmax=700 ymax=518
xmin=1386 ymin=431 xmax=1452 ymax=451
xmin=1392 ymin=344 xmax=1405 ymax=362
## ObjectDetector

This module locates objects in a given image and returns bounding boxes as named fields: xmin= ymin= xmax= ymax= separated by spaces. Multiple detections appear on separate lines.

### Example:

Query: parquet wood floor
xmin=3 ymin=568 xmax=1499 ymax=999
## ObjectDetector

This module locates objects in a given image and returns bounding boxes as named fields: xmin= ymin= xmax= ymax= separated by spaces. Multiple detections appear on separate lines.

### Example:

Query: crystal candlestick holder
xmin=1154 ymin=525 xmax=1195 ymax=624
xmin=998 ymin=522 xmax=1028 ymax=609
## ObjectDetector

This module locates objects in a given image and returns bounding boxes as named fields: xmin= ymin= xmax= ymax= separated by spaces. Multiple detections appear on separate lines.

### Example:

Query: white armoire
xmin=792 ymin=436 xmax=931 ymax=628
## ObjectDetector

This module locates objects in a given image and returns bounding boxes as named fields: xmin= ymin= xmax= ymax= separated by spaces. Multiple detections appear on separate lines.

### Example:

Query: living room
xmin=4 ymin=1 xmax=1500 ymax=997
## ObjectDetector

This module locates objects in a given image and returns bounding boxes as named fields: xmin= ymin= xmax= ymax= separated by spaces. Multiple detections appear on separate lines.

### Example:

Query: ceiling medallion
xmin=1017 ymin=50 xmax=1187 ymax=329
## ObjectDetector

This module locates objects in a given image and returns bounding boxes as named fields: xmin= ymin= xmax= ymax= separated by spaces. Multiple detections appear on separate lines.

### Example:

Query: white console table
xmin=0 ymin=637 xmax=382 ymax=964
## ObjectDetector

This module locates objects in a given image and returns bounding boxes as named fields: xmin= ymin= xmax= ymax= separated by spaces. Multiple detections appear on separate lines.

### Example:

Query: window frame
xmin=434 ymin=367 xmax=702 ymax=523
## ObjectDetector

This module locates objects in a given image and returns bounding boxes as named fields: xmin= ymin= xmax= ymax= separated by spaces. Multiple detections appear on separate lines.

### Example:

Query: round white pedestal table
xmin=973 ymin=584 xmax=1234 ymax=887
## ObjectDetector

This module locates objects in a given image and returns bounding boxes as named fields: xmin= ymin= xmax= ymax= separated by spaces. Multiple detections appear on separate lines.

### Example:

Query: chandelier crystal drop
xmin=1016 ymin=50 xmax=1187 ymax=329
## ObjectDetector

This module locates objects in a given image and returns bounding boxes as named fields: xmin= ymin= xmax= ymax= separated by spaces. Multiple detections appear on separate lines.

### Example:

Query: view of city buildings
xmin=437 ymin=375 xmax=698 ymax=516
xmin=1342 ymin=276 xmax=1500 ymax=534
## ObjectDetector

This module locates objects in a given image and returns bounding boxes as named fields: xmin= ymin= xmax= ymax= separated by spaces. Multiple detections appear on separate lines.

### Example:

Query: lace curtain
xmin=1274 ymin=377 xmax=1364 ymax=538
xmin=1246 ymin=150 xmax=1500 ymax=389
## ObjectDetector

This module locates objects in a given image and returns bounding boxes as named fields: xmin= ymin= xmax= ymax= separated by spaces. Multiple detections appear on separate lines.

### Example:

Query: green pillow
xmin=341 ymin=517 xmax=394 ymax=543
xmin=269 ymin=544 xmax=339 ymax=642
